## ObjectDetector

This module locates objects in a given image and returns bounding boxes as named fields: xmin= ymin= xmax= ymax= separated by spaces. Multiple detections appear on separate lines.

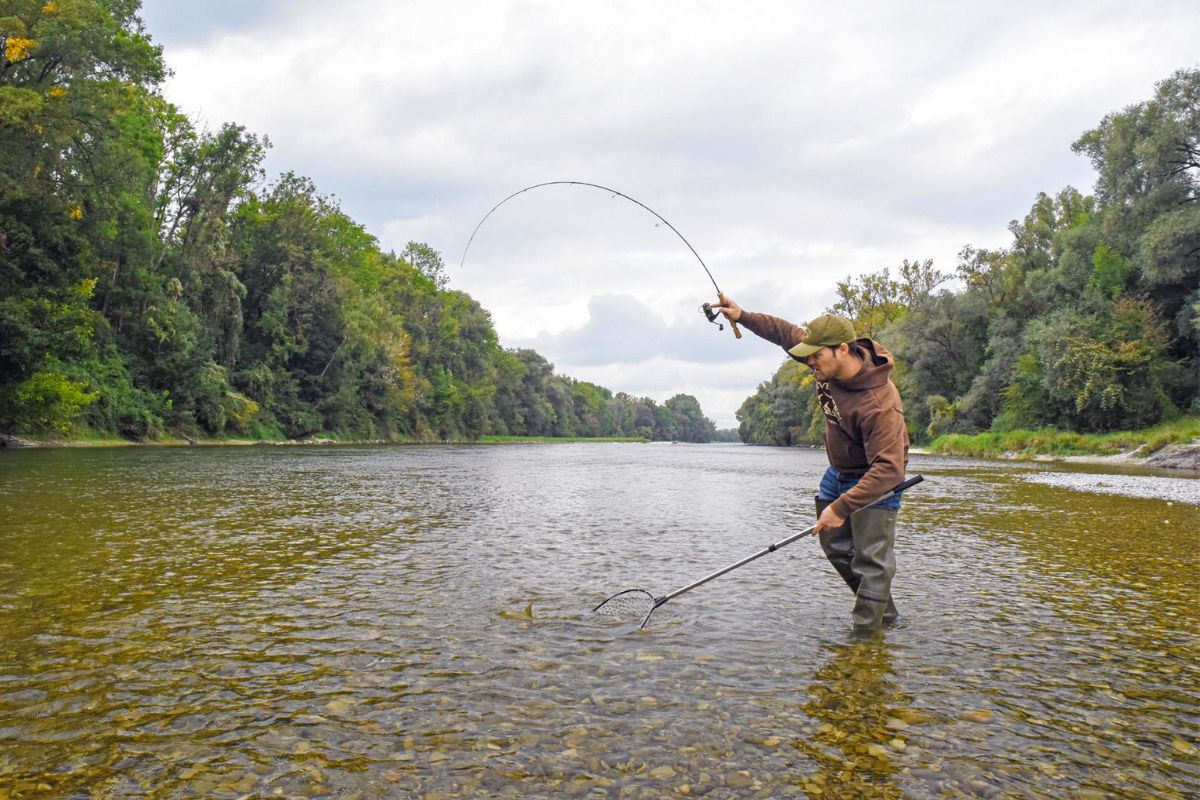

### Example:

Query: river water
xmin=0 ymin=444 xmax=1196 ymax=799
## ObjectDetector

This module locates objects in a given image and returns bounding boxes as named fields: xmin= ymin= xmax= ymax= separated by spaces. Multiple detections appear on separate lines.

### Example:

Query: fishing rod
xmin=460 ymin=181 xmax=741 ymax=339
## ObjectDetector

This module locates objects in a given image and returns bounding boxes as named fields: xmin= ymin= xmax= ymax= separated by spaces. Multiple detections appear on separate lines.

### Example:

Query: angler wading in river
xmin=466 ymin=181 xmax=919 ymax=631
xmin=713 ymin=300 xmax=910 ymax=632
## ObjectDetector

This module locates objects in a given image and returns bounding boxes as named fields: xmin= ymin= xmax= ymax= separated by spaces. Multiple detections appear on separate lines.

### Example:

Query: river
xmin=1 ymin=444 xmax=1197 ymax=798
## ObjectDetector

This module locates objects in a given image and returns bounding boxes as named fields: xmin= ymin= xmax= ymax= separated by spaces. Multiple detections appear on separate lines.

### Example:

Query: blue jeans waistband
xmin=817 ymin=466 xmax=902 ymax=508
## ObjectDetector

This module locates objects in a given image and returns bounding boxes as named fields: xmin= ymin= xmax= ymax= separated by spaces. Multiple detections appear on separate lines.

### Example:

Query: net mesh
xmin=593 ymin=589 xmax=655 ymax=618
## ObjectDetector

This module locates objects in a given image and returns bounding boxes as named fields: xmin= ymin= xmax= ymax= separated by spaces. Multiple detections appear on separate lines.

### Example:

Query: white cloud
xmin=144 ymin=0 xmax=1200 ymax=425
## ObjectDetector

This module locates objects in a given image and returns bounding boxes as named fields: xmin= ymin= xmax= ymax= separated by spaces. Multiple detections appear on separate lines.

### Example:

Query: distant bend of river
xmin=1 ymin=444 xmax=1197 ymax=799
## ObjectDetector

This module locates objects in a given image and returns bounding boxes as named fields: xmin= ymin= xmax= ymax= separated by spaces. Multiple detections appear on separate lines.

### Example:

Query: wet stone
xmin=725 ymin=772 xmax=753 ymax=789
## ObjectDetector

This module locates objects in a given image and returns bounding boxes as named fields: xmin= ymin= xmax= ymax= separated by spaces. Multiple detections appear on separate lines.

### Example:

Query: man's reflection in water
xmin=794 ymin=637 xmax=912 ymax=799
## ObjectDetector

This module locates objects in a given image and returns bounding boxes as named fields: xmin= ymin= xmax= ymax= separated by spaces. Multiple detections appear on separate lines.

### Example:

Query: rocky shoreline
xmin=1056 ymin=442 xmax=1200 ymax=471
xmin=1142 ymin=442 xmax=1200 ymax=470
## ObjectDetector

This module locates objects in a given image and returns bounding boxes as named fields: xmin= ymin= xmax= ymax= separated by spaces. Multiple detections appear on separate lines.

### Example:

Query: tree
xmin=831 ymin=268 xmax=905 ymax=339
xmin=831 ymin=259 xmax=948 ymax=338
xmin=0 ymin=0 xmax=168 ymax=434
xmin=0 ymin=1 xmax=729 ymax=443
xmin=400 ymin=241 xmax=449 ymax=290
xmin=887 ymin=290 xmax=989 ymax=437
xmin=955 ymin=245 xmax=1011 ymax=306
xmin=736 ymin=360 xmax=821 ymax=446
xmin=664 ymin=394 xmax=716 ymax=442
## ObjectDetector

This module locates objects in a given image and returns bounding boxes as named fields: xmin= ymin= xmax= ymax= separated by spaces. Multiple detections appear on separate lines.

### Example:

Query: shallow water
xmin=0 ymin=444 xmax=1197 ymax=799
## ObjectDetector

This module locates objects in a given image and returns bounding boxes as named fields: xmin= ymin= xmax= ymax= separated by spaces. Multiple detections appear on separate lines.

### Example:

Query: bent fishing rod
xmin=460 ymin=181 xmax=741 ymax=338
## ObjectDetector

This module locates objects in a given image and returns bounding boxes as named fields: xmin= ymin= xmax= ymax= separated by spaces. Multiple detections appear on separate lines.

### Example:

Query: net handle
xmin=663 ymin=475 xmax=923 ymax=602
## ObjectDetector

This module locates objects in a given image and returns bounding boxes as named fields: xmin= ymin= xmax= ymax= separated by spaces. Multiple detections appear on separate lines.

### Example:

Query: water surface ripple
xmin=1 ymin=444 xmax=1196 ymax=798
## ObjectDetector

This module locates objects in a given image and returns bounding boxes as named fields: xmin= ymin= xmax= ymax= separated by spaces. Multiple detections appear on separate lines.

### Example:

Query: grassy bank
xmin=927 ymin=416 xmax=1200 ymax=459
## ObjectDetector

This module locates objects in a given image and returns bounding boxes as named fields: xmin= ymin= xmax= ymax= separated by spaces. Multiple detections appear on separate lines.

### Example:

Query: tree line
xmin=738 ymin=68 xmax=1199 ymax=446
xmin=0 ymin=1 xmax=717 ymax=443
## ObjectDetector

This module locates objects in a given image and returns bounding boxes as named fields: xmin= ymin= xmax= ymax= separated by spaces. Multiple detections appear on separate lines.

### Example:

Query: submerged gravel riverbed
xmin=1 ymin=444 xmax=1197 ymax=798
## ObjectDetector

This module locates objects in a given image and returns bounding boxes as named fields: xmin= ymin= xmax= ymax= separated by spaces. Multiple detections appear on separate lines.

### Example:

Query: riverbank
xmin=926 ymin=417 xmax=1200 ymax=470
xmin=0 ymin=432 xmax=648 ymax=448
xmin=7 ymin=421 xmax=1200 ymax=470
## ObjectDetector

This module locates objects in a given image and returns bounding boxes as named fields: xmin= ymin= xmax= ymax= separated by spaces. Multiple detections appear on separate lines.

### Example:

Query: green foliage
xmin=1089 ymin=243 xmax=1132 ymax=299
xmin=992 ymin=352 xmax=1055 ymax=433
xmin=924 ymin=395 xmax=954 ymax=440
xmin=78 ymin=347 xmax=168 ymax=438
xmin=400 ymin=241 xmax=449 ymax=290
xmin=0 ymin=85 xmax=41 ymax=125
xmin=4 ymin=368 xmax=96 ymax=433
xmin=710 ymin=428 xmax=742 ymax=443
xmin=887 ymin=288 xmax=989 ymax=438
xmin=664 ymin=394 xmax=716 ymax=442
xmin=736 ymin=360 xmax=822 ymax=446
xmin=831 ymin=259 xmax=949 ymax=339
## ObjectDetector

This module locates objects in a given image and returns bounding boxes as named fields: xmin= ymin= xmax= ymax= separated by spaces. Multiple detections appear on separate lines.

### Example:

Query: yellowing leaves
xmin=43 ymin=2 xmax=60 ymax=12
xmin=48 ymin=86 xmax=67 ymax=99
xmin=68 ymin=205 xmax=83 ymax=220
xmin=4 ymin=36 xmax=36 ymax=63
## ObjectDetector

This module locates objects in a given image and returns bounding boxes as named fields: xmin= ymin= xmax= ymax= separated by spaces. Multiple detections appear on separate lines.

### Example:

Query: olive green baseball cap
xmin=787 ymin=314 xmax=856 ymax=358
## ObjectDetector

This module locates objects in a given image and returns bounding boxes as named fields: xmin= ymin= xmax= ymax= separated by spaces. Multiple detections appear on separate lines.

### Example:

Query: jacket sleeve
xmin=828 ymin=404 xmax=908 ymax=517
xmin=737 ymin=311 xmax=806 ymax=351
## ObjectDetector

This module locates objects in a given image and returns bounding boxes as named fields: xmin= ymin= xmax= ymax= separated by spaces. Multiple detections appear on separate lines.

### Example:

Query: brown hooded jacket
xmin=738 ymin=311 xmax=910 ymax=517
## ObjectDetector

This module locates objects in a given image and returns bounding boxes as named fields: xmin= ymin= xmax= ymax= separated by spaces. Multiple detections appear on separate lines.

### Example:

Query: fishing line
xmin=459 ymin=181 xmax=741 ymax=338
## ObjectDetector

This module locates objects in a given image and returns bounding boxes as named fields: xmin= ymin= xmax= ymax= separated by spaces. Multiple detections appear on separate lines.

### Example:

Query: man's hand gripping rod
xmin=702 ymin=292 xmax=742 ymax=339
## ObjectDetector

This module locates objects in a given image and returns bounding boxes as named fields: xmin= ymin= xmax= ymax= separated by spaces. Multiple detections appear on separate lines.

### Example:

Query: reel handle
xmin=717 ymin=292 xmax=742 ymax=339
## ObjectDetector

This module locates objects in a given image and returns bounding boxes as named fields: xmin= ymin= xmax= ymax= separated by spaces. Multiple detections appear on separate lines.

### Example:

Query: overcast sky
xmin=140 ymin=0 xmax=1198 ymax=427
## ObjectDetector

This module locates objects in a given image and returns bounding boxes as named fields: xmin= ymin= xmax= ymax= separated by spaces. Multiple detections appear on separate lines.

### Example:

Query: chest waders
xmin=816 ymin=498 xmax=899 ymax=630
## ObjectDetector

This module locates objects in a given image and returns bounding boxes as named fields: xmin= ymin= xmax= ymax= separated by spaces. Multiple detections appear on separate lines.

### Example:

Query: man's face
xmin=803 ymin=345 xmax=844 ymax=380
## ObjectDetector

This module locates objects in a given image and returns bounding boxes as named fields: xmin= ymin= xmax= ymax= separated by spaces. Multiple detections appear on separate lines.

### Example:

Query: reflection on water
xmin=796 ymin=639 xmax=909 ymax=799
xmin=0 ymin=444 xmax=1196 ymax=798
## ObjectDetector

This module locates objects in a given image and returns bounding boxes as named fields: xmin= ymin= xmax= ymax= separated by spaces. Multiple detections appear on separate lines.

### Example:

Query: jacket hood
xmin=836 ymin=338 xmax=894 ymax=390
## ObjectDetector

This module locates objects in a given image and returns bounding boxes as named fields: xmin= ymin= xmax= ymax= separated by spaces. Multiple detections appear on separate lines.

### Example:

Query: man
xmin=715 ymin=299 xmax=910 ymax=631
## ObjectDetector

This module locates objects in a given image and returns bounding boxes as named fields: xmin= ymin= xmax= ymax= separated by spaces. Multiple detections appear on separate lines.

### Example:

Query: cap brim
xmin=787 ymin=342 xmax=823 ymax=358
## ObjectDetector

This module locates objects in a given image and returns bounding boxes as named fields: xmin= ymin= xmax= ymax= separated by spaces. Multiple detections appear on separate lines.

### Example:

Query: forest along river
xmin=0 ymin=444 xmax=1197 ymax=799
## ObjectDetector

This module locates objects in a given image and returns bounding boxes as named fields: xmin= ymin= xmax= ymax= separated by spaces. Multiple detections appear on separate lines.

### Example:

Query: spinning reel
xmin=701 ymin=301 xmax=725 ymax=332
xmin=700 ymin=296 xmax=741 ymax=338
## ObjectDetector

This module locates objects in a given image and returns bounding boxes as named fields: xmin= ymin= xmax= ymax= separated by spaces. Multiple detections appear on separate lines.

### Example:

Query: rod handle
xmin=892 ymin=475 xmax=924 ymax=494
xmin=717 ymin=292 xmax=742 ymax=339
